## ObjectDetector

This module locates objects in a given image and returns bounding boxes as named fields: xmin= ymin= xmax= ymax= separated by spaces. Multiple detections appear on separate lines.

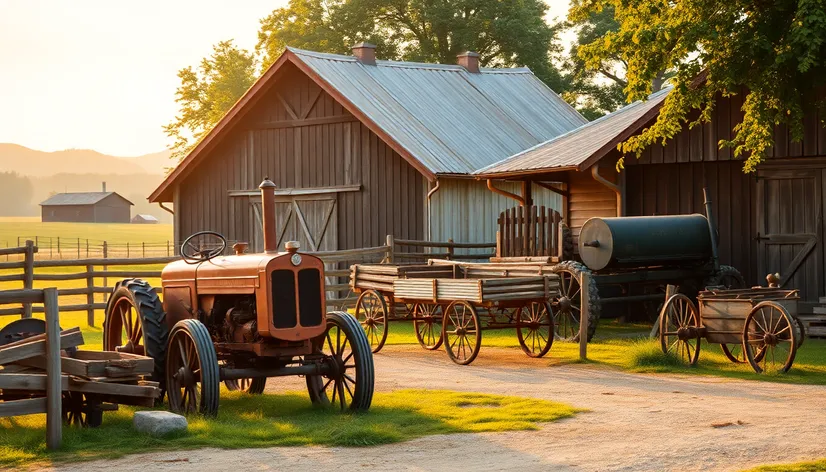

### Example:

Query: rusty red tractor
xmin=102 ymin=178 xmax=374 ymax=416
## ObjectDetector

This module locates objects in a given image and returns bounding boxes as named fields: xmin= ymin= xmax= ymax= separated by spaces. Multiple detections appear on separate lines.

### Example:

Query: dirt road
xmin=54 ymin=345 xmax=826 ymax=471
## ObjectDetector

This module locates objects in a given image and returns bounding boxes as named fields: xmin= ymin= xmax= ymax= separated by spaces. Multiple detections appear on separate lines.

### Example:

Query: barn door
xmin=756 ymin=168 xmax=823 ymax=306
xmin=251 ymin=196 xmax=338 ymax=253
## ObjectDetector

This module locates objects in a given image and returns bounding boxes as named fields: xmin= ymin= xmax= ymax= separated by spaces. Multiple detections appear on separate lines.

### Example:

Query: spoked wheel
xmin=443 ymin=301 xmax=481 ymax=365
xmin=413 ymin=303 xmax=443 ymax=350
xmin=551 ymin=261 xmax=600 ymax=342
xmin=62 ymin=392 xmax=103 ymax=428
xmin=306 ymin=312 xmax=374 ymax=411
xmin=516 ymin=301 xmax=554 ymax=358
xmin=743 ymin=301 xmax=798 ymax=374
xmin=659 ymin=293 xmax=702 ymax=365
xmin=166 ymin=319 xmax=220 ymax=416
xmin=721 ymin=344 xmax=747 ymax=363
xmin=104 ymin=279 xmax=168 ymax=386
xmin=224 ymin=377 xmax=266 ymax=394
xmin=354 ymin=290 xmax=389 ymax=353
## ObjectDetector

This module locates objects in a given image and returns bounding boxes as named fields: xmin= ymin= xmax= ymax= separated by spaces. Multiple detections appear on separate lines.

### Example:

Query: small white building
xmin=131 ymin=214 xmax=159 ymax=224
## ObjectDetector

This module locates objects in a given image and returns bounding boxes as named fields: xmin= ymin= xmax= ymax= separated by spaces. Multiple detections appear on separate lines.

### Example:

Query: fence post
xmin=23 ymin=240 xmax=35 ymax=318
xmin=44 ymin=287 xmax=62 ymax=450
xmin=142 ymin=242 xmax=145 ymax=258
xmin=447 ymin=238 xmax=454 ymax=261
xmin=167 ymin=240 xmax=170 ymax=257
xmin=86 ymin=264 xmax=95 ymax=327
xmin=649 ymin=285 xmax=677 ymax=338
xmin=579 ymin=271 xmax=590 ymax=360
xmin=77 ymin=238 xmax=80 ymax=259
xmin=86 ymin=239 xmax=89 ymax=258
xmin=57 ymin=237 xmax=60 ymax=257
xmin=385 ymin=235 xmax=394 ymax=263
xmin=102 ymin=242 xmax=108 ymax=303
xmin=127 ymin=242 xmax=130 ymax=258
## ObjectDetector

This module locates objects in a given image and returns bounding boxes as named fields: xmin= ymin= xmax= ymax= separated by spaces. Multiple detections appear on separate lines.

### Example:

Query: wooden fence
xmin=0 ymin=237 xmax=495 ymax=327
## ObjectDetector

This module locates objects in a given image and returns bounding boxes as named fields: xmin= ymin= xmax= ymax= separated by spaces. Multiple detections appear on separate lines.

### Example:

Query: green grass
xmin=0 ymin=389 xmax=580 ymax=468
xmin=0 ymin=218 xmax=172 ymax=247
xmin=744 ymin=459 xmax=826 ymax=471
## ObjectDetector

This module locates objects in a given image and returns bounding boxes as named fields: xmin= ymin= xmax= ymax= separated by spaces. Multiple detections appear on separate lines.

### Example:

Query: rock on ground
xmin=133 ymin=411 xmax=187 ymax=436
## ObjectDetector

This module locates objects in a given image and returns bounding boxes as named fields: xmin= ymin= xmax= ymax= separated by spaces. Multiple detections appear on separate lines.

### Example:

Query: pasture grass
xmin=0 ymin=219 xmax=172 ymax=247
xmin=744 ymin=459 xmax=826 ymax=471
xmin=0 ymin=389 xmax=580 ymax=468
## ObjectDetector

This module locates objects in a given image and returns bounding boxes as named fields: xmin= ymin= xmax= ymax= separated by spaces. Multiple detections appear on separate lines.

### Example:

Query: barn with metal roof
xmin=40 ymin=185 xmax=133 ymax=223
xmin=149 ymin=44 xmax=586 ymax=251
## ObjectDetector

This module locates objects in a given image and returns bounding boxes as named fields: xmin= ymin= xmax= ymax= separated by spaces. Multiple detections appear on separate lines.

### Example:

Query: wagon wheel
xmin=412 ymin=303 xmax=443 ymax=350
xmin=516 ymin=301 xmax=554 ymax=358
xmin=306 ymin=312 xmax=374 ymax=411
xmin=166 ymin=319 xmax=220 ymax=416
xmin=550 ymin=261 xmax=600 ymax=342
xmin=443 ymin=301 xmax=482 ymax=365
xmin=743 ymin=301 xmax=798 ymax=374
xmin=354 ymin=290 xmax=388 ymax=353
xmin=720 ymin=344 xmax=747 ymax=363
xmin=62 ymin=392 xmax=103 ymax=428
xmin=659 ymin=293 xmax=701 ymax=365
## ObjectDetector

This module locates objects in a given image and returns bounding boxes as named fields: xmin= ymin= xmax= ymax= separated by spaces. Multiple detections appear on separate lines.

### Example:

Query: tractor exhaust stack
xmin=259 ymin=178 xmax=278 ymax=253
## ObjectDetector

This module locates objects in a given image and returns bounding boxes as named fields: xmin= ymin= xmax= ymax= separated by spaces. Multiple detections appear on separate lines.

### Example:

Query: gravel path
xmin=52 ymin=345 xmax=826 ymax=472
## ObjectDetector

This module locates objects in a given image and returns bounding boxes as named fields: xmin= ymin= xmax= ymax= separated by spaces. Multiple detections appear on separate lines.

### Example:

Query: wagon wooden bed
xmin=659 ymin=279 xmax=803 ymax=374
xmin=351 ymin=263 xmax=560 ymax=365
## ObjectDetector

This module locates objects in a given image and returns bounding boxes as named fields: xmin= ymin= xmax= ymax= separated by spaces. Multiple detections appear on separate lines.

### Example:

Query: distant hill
xmin=0 ymin=143 xmax=173 ymax=176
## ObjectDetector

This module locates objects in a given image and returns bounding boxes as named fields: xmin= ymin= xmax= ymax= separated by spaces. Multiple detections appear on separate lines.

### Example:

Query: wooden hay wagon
xmin=659 ymin=276 xmax=804 ymax=374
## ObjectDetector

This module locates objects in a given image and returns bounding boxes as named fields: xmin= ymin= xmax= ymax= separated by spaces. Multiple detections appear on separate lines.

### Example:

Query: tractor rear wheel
xmin=104 ymin=279 xmax=168 ymax=388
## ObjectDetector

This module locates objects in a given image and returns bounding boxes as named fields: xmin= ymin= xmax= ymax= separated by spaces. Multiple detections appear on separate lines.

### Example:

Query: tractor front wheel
xmin=165 ymin=319 xmax=220 ymax=416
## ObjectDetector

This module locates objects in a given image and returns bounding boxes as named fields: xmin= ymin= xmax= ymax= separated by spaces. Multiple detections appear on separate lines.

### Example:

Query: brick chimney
xmin=352 ymin=42 xmax=376 ymax=65
xmin=457 ymin=51 xmax=480 ymax=73
xmin=102 ymin=181 xmax=106 ymax=192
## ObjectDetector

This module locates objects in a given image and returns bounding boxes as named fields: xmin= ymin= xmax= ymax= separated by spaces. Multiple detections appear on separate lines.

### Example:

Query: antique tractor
xmin=102 ymin=178 xmax=374 ymax=416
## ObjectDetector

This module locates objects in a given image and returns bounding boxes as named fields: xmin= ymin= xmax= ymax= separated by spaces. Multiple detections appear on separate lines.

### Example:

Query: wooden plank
xmin=580 ymin=271 xmax=590 ymax=359
xmin=0 ymin=328 xmax=84 ymax=366
xmin=0 ymin=397 xmax=47 ymax=418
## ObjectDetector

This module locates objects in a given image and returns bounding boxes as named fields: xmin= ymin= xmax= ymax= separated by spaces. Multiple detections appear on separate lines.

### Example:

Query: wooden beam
xmin=0 ymin=397 xmax=47 ymax=418
xmin=250 ymin=115 xmax=358 ymax=130
xmin=0 ymin=328 xmax=83 ymax=366
xmin=228 ymin=184 xmax=361 ymax=197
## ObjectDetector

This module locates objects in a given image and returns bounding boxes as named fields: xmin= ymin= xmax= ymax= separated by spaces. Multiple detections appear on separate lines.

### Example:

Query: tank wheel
xmin=704 ymin=265 xmax=746 ymax=290
xmin=62 ymin=392 xmax=103 ymax=428
xmin=443 ymin=301 xmax=482 ymax=365
xmin=306 ymin=311 xmax=374 ymax=411
xmin=744 ymin=301 xmax=798 ymax=374
xmin=224 ymin=377 xmax=267 ymax=394
xmin=354 ymin=290 xmax=389 ymax=353
xmin=104 ymin=279 xmax=168 ymax=389
xmin=516 ymin=301 xmax=554 ymax=358
xmin=659 ymin=293 xmax=701 ymax=365
xmin=720 ymin=344 xmax=746 ymax=363
xmin=550 ymin=261 xmax=600 ymax=342
xmin=413 ymin=303 xmax=444 ymax=350
xmin=166 ymin=319 xmax=220 ymax=416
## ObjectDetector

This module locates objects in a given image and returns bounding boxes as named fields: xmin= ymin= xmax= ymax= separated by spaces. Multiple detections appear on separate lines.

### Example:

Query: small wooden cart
xmin=659 ymin=282 xmax=803 ymax=374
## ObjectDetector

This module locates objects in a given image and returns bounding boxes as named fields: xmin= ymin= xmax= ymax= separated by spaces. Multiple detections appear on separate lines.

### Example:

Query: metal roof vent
xmin=457 ymin=51 xmax=480 ymax=73
xmin=352 ymin=42 xmax=376 ymax=65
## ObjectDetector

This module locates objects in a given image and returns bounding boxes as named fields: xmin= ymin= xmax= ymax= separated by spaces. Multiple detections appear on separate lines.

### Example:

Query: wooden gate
xmin=494 ymin=205 xmax=563 ymax=262
xmin=756 ymin=168 xmax=823 ymax=308
xmin=251 ymin=195 xmax=338 ymax=253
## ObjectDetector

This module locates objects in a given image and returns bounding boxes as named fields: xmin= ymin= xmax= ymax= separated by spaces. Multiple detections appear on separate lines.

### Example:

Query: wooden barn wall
xmin=625 ymin=161 xmax=757 ymax=284
xmin=429 ymin=179 xmax=562 ymax=248
xmin=568 ymin=166 xmax=619 ymax=242
xmin=175 ymin=62 xmax=425 ymax=250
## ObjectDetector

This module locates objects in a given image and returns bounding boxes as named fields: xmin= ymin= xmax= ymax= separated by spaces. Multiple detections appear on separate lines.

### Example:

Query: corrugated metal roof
xmin=40 ymin=192 xmax=133 ymax=206
xmin=475 ymin=88 xmax=671 ymax=176
xmin=290 ymin=48 xmax=587 ymax=174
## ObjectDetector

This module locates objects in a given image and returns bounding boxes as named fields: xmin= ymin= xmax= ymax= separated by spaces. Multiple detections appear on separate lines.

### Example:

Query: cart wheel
xmin=516 ymin=302 xmax=554 ymax=358
xmin=720 ymin=344 xmax=746 ymax=363
xmin=354 ymin=290 xmax=389 ymax=353
xmin=306 ymin=311 xmax=374 ymax=411
xmin=743 ymin=301 xmax=797 ymax=374
xmin=550 ymin=261 xmax=600 ymax=342
xmin=413 ymin=303 xmax=443 ymax=350
xmin=224 ymin=377 xmax=266 ymax=394
xmin=62 ymin=392 xmax=103 ymax=428
xmin=166 ymin=319 xmax=220 ymax=416
xmin=443 ymin=301 xmax=482 ymax=365
xmin=659 ymin=293 xmax=701 ymax=365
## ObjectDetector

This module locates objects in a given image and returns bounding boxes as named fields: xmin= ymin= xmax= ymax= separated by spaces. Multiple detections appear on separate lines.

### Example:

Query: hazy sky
xmin=0 ymin=0 xmax=571 ymax=157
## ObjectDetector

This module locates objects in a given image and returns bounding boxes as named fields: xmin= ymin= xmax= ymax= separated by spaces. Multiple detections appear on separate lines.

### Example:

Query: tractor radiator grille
xmin=298 ymin=268 xmax=322 ymax=327
xmin=271 ymin=270 xmax=297 ymax=329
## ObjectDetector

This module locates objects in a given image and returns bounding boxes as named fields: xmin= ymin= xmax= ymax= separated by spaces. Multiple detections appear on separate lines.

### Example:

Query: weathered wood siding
xmin=568 ymin=165 xmax=619 ymax=242
xmin=175 ymin=62 xmax=425 ymax=250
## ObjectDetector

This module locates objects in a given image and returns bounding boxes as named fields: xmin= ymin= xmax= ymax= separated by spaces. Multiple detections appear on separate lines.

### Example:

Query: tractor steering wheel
xmin=181 ymin=231 xmax=227 ymax=264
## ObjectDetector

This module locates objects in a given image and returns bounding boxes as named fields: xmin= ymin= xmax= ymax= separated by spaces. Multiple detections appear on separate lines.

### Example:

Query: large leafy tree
xmin=164 ymin=41 xmax=257 ymax=161
xmin=571 ymin=1 xmax=826 ymax=171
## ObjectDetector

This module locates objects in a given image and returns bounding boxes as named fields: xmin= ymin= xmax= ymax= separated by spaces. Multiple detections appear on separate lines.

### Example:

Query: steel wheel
xmin=224 ymin=377 xmax=266 ymax=394
xmin=354 ymin=290 xmax=389 ymax=353
xmin=306 ymin=311 xmax=374 ymax=411
xmin=443 ymin=301 xmax=481 ymax=365
xmin=659 ymin=293 xmax=701 ymax=365
xmin=166 ymin=319 xmax=220 ymax=416
xmin=413 ymin=303 xmax=443 ymax=350
xmin=743 ymin=301 xmax=797 ymax=374
xmin=721 ymin=344 xmax=746 ymax=363
xmin=516 ymin=301 xmax=554 ymax=358
xmin=551 ymin=261 xmax=600 ymax=342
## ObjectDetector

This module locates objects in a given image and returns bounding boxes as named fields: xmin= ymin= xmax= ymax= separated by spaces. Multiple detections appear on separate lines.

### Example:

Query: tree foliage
xmin=0 ymin=172 xmax=34 ymax=216
xmin=571 ymin=0 xmax=826 ymax=171
xmin=163 ymin=41 xmax=257 ymax=161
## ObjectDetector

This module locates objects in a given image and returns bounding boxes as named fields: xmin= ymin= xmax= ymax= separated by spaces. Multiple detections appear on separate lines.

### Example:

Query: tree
xmin=571 ymin=0 xmax=826 ymax=171
xmin=257 ymin=0 xmax=566 ymax=90
xmin=164 ymin=41 xmax=257 ymax=162
xmin=0 ymin=172 xmax=34 ymax=216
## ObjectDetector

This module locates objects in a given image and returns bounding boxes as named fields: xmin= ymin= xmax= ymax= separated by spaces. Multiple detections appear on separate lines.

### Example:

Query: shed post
xmin=579 ymin=271 xmax=590 ymax=360
xmin=44 ymin=287 xmax=62 ymax=450
xmin=23 ymin=240 xmax=35 ymax=318
xmin=385 ymin=235 xmax=394 ymax=263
